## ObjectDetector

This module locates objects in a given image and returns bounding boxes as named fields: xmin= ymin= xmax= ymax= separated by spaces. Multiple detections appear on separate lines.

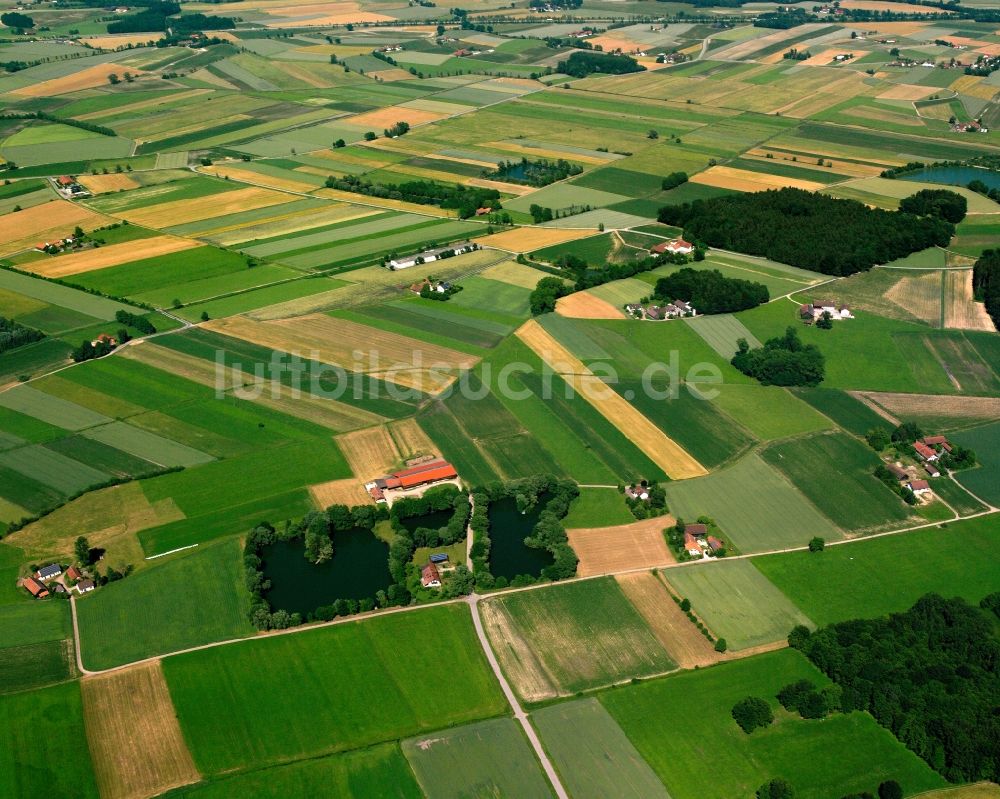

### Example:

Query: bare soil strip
xmin=568 ymin=516 xmax=676 ymax=577
xmin=81 ymin=660 xmax=200 ymax=799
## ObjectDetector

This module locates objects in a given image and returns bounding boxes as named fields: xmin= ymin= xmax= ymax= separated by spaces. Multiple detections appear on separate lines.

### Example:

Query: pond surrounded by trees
xmin=262 ymin=530 xmax=392 ymax=616
xmin=900 ymin=166 xmax=1000 ymax=191
xmin=487 ymin=493 xmax=554 ymax=581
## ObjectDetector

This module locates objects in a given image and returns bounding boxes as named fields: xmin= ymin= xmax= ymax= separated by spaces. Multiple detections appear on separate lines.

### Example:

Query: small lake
xmin=262 ymin=529 xmax=391 ymax=616
xmin=899 ymin=166 xmax=1000 ymax=191
xmin=487 ymin=493 xmax=554 ymax=581
xmin=397 ymin=507 xmax=454 ymax=535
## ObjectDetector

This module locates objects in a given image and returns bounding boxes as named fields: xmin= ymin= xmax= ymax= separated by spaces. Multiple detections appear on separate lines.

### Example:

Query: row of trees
xmin=653 ymin=267 xmax=769 ymax=314
xmin=790 ymin=593 xmax=1000 ymax=784
xmin=972 ymin=248 xmax=1000 ymax=329
xmin=731 ymin=327 xmax=825 ymax=386
xmin=0 ymin=315 xmax=44 ymax=355
xmin=323 ymin=174 xmax=500 ymax=219
xmin=658 ymin=188 xmax=955 ymax=276
xmin=115 ymin=309 xmax=156 ymax=335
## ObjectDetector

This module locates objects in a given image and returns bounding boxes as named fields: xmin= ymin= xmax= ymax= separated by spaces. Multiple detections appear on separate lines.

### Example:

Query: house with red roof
xmin=907 ymin=479 xmax=932 ymax=496
xmin=684 ymin=532 xmax=703 ymax=557
xmin=913 ymin=441 xmax=938 ymax=462
xmin=23 ymin=577 xmax=49 ymax=599
xmin=421 ymin=563 xmax=441 ymax=588
xmin=922 ymin=435 xmax=952 ymax=453
xmin=66 ymin=566 xmax=83 ymax=582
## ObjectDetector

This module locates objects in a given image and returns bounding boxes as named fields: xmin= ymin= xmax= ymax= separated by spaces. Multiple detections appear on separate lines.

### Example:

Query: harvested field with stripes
xmin=116 ymin=187 xmax=292 ymax=228
xmin=555 ymin=292 xmax=624 ymax=319
xmin=13 ymin=64 xmax=145 ymax=97
xmin=81 ymin=661 xmax=200 ymax=799
xmin=388 ymin=418 xmax=437 ymax=461
xmin=475 ymin=226 xmax=597 ymax=253
xmin=76 ymin=174 xmax=141 ymax=194
xmin=944 ymin=270 xmax=995 ymax=331
xmin=690 ymin=165 xmax=826 ymax=193
xmin=22 ymin=237 xmax=199 ymax=279
xmin=308 ymin=478 xmax=370 ymax=508
xmin=615 ymin=572 xmax=720 ymax=669
xmin=335 ymin=425 xmax=401 ymax=479
xmin=568 ymin=516 xmax=676 ymax=577
xmin=516 ymin=320 xmax=707 ymax=479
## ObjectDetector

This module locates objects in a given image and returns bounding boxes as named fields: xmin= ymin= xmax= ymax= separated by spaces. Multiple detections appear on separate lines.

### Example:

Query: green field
xmin=162 ymin=605 xmax=506 ymax=774
xmin=76 ymin=539 xmax=254 ymax=670
xmin=600 ymin=649 xmax=946 ymax=799
xmin=754 ymin=515 xmax=1000 ymax=626
xmin=402 ymin=718 xmax=553 ymax=799
xmin=762 ymin=432 xmax=913 ymax=532
xmin=0 ymin=681 xmax=99 ymax=799
xmin=174 ymin=743 xmax=422 ymax=798
xmin=562 ymin=487 xmax=635 ymax=528
xmin=951 ymin=422 xmax=1000 ymax=507
xmin=533 ymin=698 xmax=669 ymax=799
xmin=792 ymin=387 xmax=891 ymax=436
xmin=485 ymin=577 xmax=675 ymax=696
xmin=0 ymin=639 xmax=73 ymax=695
xmin=662 ymin=559 xmax=814 ymax=650
xmin=664 ymin=453 xmax=841 ymax=553
xmin=685 ymin=313 xmax=762 ymax=358
xmin=709 ymin=383 xmax=833 ymax=441
xmin=0 ymin=384 xmax=111 ymax=431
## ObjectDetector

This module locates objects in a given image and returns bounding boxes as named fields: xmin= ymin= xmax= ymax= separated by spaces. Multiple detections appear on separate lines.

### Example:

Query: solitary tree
xmin=74 ymin=536 xmax=91 ymax=566
xmin=808 ymin=536 xmax=825 ymax=552
xmin=108 ymin=73 xmax=120 ymax=85
xmin=732 ymin=696 xmax=773 ymax=733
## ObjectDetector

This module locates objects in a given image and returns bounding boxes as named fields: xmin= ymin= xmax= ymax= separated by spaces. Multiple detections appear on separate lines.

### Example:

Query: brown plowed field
xmin=568 ymin=516 xmax=675 ymax=577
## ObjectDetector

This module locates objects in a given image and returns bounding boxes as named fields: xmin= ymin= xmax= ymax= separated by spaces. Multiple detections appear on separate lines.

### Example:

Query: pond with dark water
xmin=397 ymin=507 xmax=454 ymax=535
xmin=262 ymin=529 xmax=391 ymax=616
xmin=900 ymin=166 xmax=1000 ymax=191
xmin=487 ymin=493 xmax=554 ymax=581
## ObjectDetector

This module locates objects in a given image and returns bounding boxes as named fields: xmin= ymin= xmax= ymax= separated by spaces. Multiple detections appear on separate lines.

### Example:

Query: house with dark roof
xmin=684 ymin=523 xmax=708 ymax=537
xmin=35 ymin=564 xmax=62 ymax=581
xmin=886 ymin=463 xmax=908 ymax=481
xmin=924 ymin=461 xmax=942 ymax=478
xmin=76 ymin=579 xmax=96 ymax=594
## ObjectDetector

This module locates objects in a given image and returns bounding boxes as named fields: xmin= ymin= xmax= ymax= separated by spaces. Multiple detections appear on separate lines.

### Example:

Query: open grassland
xmin=516 ymin=320 xmax=706 ymax=479
xmin=615 ymin=572 xmax=720 ymax=669
xmin=709 ymin=383 xmax=833 ymax=441
xmin=402 ymin=718 xmax=553 ymax=799
xmin=568 ymin=516 xmax=675 ymax=577
xmin=481 ymin=578 xmax=675 ymax=700
xmin=562 ymin=487 xmax=634 ymax=529
xmin=662 ymin=559 xmax=814 ymax=650
xmin=0 ymin=638 xmax=74 ymax=695
xmin=664 ymin=453 xmax=841 ymax=553
xmin=951 ymin=422 xmax=1000 ymax=506
xmin=600 ymin=649 xmax=946 ymax=799
xmin=533 ymin=698 xmax=668 ymax=799
xmin=82 ymin=661 xmax=200 ymax=799
xmin=762 ymin=432 xmax=915 ymax=533
xmin=162 ymin=605 xmax=505 ymax=775
xmin=0 ymin=681 xmax=99 ymax=798
xmin=77 ymin=539 xmax=254 ymax=670
xmin=754 ymin=514 xmax=1000 ymax=626
xmin=686 ymin=313 xmax=762 ymax=358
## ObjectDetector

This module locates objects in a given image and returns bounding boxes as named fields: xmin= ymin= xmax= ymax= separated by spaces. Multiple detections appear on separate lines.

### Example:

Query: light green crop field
xmin=0 ymin=600 xmax=71 ymax=648
xmin=81 ymin=422 xmax=214 ymax=469
xmin=162 ymin=604 xmax=506 ymax=775
xmin=664 ymin=453 xmax=841 ymax=553
xmin=754 ymin=515 xmax=1000 ymax=626
xmin=562 ymin=487 xmax=635 ymax=528
xmin=0 ymin=384 xmax=111 ymax=431
xmin=483 ymin=577 xmax=675 ymax=696
xmin=173 ymin=743 xmax=422 ymax=798
xmin=0 ymin=681 xmax=99 ymax=799
xmin=761 ymin=431 xmax=914 ymax=533
xmin=76 ymin=539 xmax=254 ymax=670
xmin=402 ymin=718 xmax=553 ymax=799
xmin=952 ymin=422 xmax=1000 ymax=506
xmin=533 ymin=698 xmax=669 ymax=799
xmin=600 ymin=649 xmax=946 ymax=799
xmin=685 ymin=313 xmax=762 ymax=358
xmin=662 ymin=559 xmax=814 ymax=650
xmin=708 ymin=383 xmax=833 ymax=441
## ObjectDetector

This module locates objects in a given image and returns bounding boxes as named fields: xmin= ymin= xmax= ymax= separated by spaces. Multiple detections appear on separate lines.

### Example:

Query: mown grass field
xmin=482 ymin=577 xmax=675 ymax=699
xmin=0 ymin=681 xmax=99 ymax=799
xmin=562 ymin=487 xmax=635 ymax=528
xmin=162 ymin=605 xmax=506 ymax=775
xmin=533 ymin=698 xmax=668 ymax=799
xmin=600 ymin=649 xmax=946 ymax=799
xmin=402 ymin=718 xmax=553 ymax=799
xmin=173 ymin=744 xmax=422 ymax=798
xmin=762 ymin=432 xmax=914 ymax=532
xmin=77 ymin=539 xmax=254 ymax=670
xmin=709 ymin=383 xmax=833 ymax=441
xmin=754 ymin=515 xmax=1000 ymax=626
xmin=662 ymin=559 xmax=814 ymax=650
xmin=951 ymin=422 xmax=1000 ymax=506
xmin=664 ymin=453 xmax=841 ymax=553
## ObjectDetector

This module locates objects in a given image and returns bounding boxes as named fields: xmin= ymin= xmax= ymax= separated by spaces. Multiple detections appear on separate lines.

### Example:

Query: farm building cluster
xmin=625 ymin=299 xmax=696 ymax=320
xmin=366 ymin=459 xmax=459 ymax=505
xmin=882 ymin=436 xmax=958 ymax=495
xmin=49 ymin=175 xmax=90 ymax=199
xmin=21 ymin=562 xmax=95 ymax=599
xmin=387 ymin=241 xmax=478 ymax=270
xmin=799 ymin=300 xmax=854 ymax=323
xmin=682 ymin=524 xmax=726 ymax=560
xmin=650 ymin=238 xmax=694 ymax=256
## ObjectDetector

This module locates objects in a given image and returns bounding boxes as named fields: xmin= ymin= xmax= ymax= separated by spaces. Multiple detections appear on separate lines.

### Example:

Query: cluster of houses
xmin=50 ymin=175 xmax=89 ymax=199
xmin=387 ymin=241 xmax=477 ymax=270
xmin=35 ymin=235 xmax=78 ymax=254
xmin=799 ymin=299 xmax=854 ymax=323
xmin=883 ymin=435 xmax=955 ymax=495
xmin=650 ymin=238 xmax=694 ymax=257
xmin=951 ymin=120 xmax=988 ymax=134
xmin=365 ymin=459 xmax=459 ymax=504
xmin=683 ymin=524 xmax=725 ymax=560
xmin=90 ymin=332 xmax=119 ymax=348
xmin=625 ymin=300 xmax=695 ymax=321
xmin=409 ymin=278 xmax=454 ymax=295
xmin=21 ymin=563 xmax=95 ymax=599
